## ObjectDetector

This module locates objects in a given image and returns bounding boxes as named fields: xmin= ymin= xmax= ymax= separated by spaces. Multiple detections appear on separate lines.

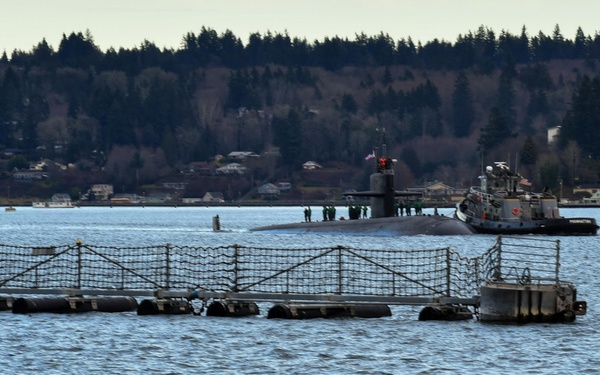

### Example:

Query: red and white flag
xmin=519 ymin=178 xmax=532 ymax=187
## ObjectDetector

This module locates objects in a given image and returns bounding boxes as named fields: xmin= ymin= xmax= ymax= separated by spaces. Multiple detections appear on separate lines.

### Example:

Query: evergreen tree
xmin=400 ymin=146 xmax=421 ymax=177
xmin=519 ymin=63 xmax=553 ymax=91
xmin=478 ymin=106 xmax=512 ymax=152
xmin=367 ymin=89 xmax=385 ymax=115
xmin=226 ymin=70 xmax=261 ymax=110
xmin=559 ymin=75 xmax=600 ymax=157
xmin=497 ymin=56 xmax=517 ymax=129
xmin=538 ymin=156 xmax=560 ymax=192
xmin=0 ymin=68 xmax=20 ymax=147
xmin=57 ymin=31 xmax=102 ymax=68
xmin=520 ymin=136 xmax=538 ymax=166
xmin=20 ymin=92 xmax=49 ymax=152
xmin=129 ymin=151 xmax=145 ymax=188
xmin=382 ymin=66 xmax=393 ymax=85
xmin=573 ymin=27 xmax=588 ymax=59
xmin=341 ymin=93 xmax=358 ymax=114
xmin=516 ymin=26 xmax=531 ymax=63
xmin=272 ymin=109 xmax=304 ymax=172
xmin=526 ymin=89 xmax=549 ymax=117
xmin=562 ymin=140 xmax=582 ymax=186
xmin=451 ymin=71 xmax=475 ymax=137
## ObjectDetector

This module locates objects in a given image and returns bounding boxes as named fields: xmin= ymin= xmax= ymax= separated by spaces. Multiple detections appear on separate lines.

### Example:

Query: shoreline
xmin=6 ymin=201 xmax=599 ymax=209
xmin=4 ymin=201 xmax=459 ymax=209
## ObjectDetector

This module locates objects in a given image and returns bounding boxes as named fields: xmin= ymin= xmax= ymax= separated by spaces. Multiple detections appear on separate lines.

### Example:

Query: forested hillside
xmin=2 ymin=24 xmax=600 ymax=200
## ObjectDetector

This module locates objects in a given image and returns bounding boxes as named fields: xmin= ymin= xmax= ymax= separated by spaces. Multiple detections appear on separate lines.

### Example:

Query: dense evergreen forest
xmin=2 ymin=24 xmax=600 ymax=199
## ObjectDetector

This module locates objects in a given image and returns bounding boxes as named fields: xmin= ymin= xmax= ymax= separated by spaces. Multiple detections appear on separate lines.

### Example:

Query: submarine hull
xmin=250 ymin=215 xmax=476 ymax=236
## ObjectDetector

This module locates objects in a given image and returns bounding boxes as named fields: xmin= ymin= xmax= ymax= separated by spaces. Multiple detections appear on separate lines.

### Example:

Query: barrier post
xmin=497 ymin=235 xmax=503 ymax=278
xmin=555 ymin=239 xmax=561 ymax=284
xmin=76 ymin=239 xmax=82 ymax=289
xmin=165 ymin=244 xmax=171 ymax=290
xmin=232 ymin=245 xmax=240 ymax=292
xmin=337 ymin=246 xmax=344 ymax=294
xmin=445 ymin=247 xmax=451 ymax=296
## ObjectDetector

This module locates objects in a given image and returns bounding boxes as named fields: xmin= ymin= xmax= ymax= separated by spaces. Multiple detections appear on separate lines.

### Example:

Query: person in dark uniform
xmin=322 ymin=206 xmax=328 ymax=221
xmin=415 ymin=200 xmax=422 ymax=215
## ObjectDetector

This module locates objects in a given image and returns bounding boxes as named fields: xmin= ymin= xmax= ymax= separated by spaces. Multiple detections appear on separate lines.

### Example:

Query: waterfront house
xmin=202 ymin=192 xmax=225 ymax=202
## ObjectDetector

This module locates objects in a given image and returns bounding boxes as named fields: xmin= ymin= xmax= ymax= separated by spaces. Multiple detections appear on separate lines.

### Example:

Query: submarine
xmin=251 ymin=133 xmax=476 ymax=236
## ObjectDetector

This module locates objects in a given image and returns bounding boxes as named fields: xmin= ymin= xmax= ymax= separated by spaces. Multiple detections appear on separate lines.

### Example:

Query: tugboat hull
xmin=456 ymin=209 xmax=598 ymax=235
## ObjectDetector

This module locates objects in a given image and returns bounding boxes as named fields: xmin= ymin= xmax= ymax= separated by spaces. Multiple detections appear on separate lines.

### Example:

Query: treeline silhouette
xmin=5 ymin=25 xmax=600 ymax=73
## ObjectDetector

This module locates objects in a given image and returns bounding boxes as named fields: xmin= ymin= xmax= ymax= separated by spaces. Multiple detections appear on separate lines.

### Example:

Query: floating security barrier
xmin=267 ymin=303 xmax=392 ymax=320
xmin=137 ymin=298 xmax=193 ymax=315
xmin=206 ymin=300 xmax=260 ymax=317
xmin=12 ymin=296 xmax=138 ymax=314
xmin=418 ymin=304 xmax=474 ymax=321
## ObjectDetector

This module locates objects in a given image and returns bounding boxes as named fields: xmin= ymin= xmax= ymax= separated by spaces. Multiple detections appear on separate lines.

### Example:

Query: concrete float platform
xmin=479 ymin=282 xmax=584 ymax=323
xmin=251 ymin=215 xmax=477 ymax=236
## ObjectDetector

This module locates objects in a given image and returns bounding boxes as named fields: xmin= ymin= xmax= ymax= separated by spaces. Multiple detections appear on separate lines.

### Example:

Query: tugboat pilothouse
xmin=455 ymin=162 xmax=598 ymax=235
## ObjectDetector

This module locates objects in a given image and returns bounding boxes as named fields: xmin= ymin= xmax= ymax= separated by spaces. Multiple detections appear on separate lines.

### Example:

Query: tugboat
xmin=454 ymin=162 xmax=598 ymax=235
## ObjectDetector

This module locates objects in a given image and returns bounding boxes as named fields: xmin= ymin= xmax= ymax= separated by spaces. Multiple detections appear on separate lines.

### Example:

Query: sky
xmin=2 ymin=1 xmax=600 ymax=54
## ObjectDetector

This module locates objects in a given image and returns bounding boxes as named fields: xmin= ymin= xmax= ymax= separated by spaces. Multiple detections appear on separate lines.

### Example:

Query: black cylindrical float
xmin=267 ymin=303 xmax=392 ymax=320
xmin=206 ymin=300 xmax=260 ymax=317
xmin=12 ymin=297 xmax=71 ymax=314
xmin=94 ymin=297 xmax=138 ymax=312
xmin=137 ymin=298 xmax=192 ymax=315
xmin=0 ymin=296 xmax=14 ymax=311
xmin=418 ymin=305 xmax=473 ymax=321
xmin=267 ymin=304 xmax=319 ymax=319
xmin=351 ymin=304 xmax=392 ymax=318
xmin=65 ymin=296 xmax=139 ymax=313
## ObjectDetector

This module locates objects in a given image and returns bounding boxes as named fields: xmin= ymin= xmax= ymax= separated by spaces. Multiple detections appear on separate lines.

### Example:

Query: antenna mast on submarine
xmin=381 ymin=127 xmax=387 ymax=158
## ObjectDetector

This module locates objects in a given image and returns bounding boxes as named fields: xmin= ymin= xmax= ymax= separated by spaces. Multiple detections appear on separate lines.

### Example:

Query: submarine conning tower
xmin=345 ymin=129 xmax=421 ymax=218
xmin=370 ymin=159 xmax=396 ymax=218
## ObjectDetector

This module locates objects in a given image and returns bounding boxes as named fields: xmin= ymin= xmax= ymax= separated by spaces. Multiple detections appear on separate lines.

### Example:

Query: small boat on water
xmin=4 ymin=186 xmax=16 ymax=212
xmin=32 ymin=201 xmax=74 ymax=208
xmin=32 ymin=193 xmax=74 ymax=208
xmin=454 ymin=162 xmax=598 ymax=235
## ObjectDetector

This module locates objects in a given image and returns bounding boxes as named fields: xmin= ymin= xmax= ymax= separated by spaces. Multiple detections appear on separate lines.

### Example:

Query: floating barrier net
xmin=0 ymin=236 xmax=561 ymax=300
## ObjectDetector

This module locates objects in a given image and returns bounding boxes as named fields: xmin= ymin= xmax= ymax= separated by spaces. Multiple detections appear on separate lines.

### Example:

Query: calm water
xmin=0 ymin=206 xmax=599 ymax=374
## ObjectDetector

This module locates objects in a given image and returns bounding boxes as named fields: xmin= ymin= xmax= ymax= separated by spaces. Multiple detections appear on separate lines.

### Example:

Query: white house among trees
xmin=216 ymin=163 xmax=248 ymax=175
xmin=202 ymin=192 xmax=225 ymax=202
xmin=302 ymin=161 xmax=322 ymax=170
